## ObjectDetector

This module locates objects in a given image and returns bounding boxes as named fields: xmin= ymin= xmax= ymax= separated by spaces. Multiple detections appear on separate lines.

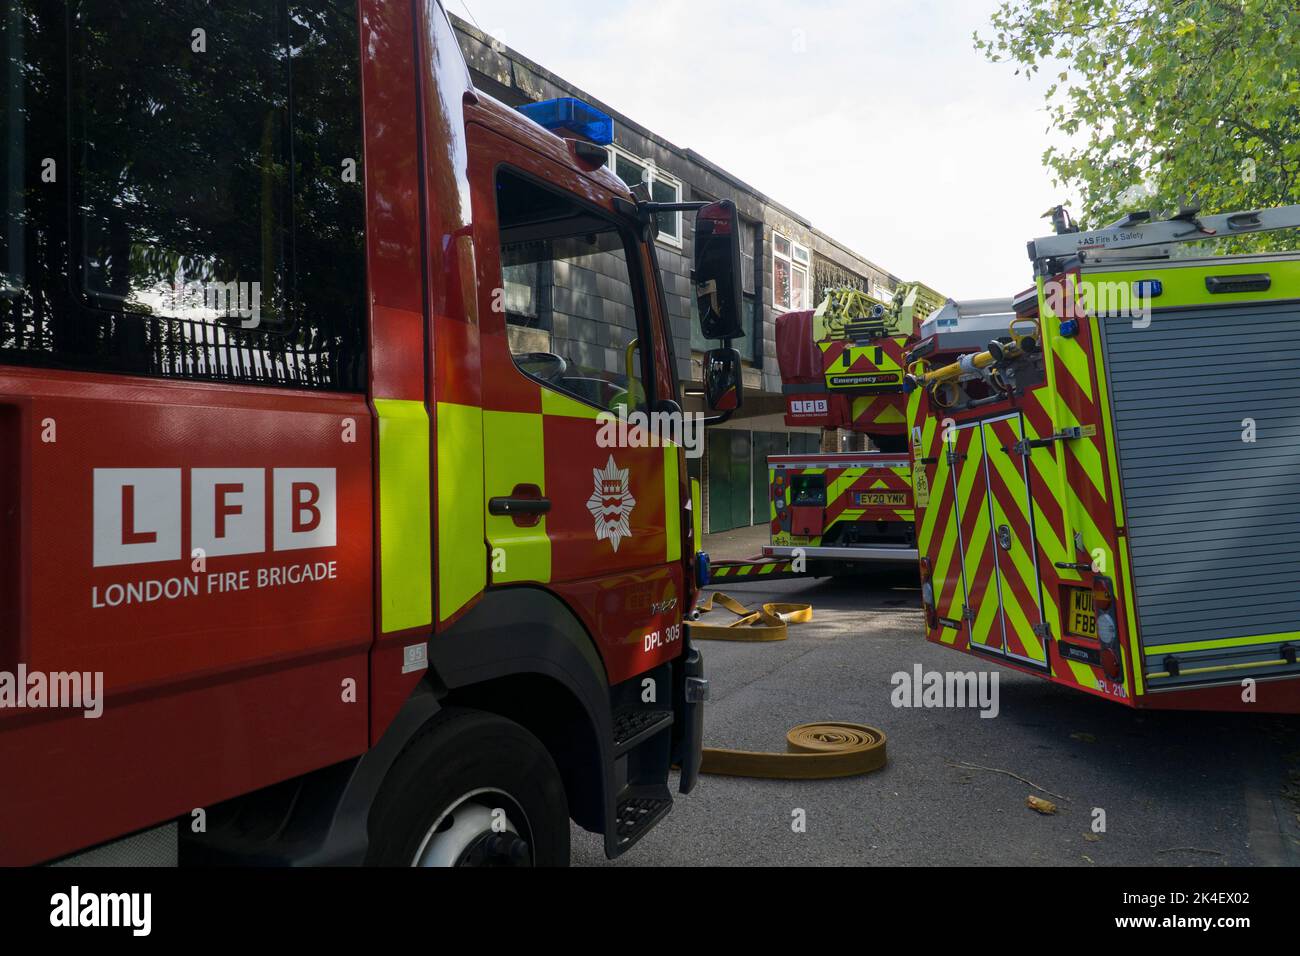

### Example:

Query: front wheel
xmin=366 ymin=707 xmax=570 ymax=867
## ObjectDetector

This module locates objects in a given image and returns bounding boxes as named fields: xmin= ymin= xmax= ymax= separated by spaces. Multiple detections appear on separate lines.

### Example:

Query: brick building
xmin=453 ymin=15 xmax=910 ymax=533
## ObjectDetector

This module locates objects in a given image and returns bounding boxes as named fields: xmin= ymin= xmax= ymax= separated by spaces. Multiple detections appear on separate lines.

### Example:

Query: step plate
xmin=611 ymin=708 xmax=673 ymax=750
xmin=614 ymin=795 xmax=672 ymax=844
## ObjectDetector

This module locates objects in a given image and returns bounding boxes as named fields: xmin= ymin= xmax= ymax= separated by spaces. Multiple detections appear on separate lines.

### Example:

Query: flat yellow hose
xmin=690 ymin=593 xmax=887 ymax=779
xmin=690 ymin=591 xmax=812 ymax=641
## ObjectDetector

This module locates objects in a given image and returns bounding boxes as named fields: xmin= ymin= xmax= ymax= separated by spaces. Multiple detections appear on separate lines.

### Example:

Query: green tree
xmin=977 ymin=0 xmax=1300 ymax=239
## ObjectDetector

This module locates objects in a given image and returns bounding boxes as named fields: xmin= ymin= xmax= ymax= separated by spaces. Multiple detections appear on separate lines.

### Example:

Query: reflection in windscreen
xmin=2 ymin=3 xmax=24 ymax=297
xmin=0 ymin=0 xmax=366 ymax=390
xmin=497 ymin=171 xmax=644 ymax=411
xmin=76 ymin=1 xmax=289 ymax=327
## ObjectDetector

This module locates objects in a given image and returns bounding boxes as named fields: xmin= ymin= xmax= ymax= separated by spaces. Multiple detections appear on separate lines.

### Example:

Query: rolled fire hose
xmin=701 ymin=723 xmax=888 ymax=780
xmin=691 ymin=592 xmax=888 ymax=779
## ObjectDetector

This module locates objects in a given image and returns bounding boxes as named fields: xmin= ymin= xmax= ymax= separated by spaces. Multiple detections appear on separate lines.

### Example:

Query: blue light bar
xmin=517 ymin=97 xmax=613 ymax=146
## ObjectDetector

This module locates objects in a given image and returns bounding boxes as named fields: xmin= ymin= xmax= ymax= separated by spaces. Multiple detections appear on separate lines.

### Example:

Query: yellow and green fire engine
xmin=743 ymin=283 xmax=944 ymax=578
xmin=905 ymin=203 xmax=1300 ymax=714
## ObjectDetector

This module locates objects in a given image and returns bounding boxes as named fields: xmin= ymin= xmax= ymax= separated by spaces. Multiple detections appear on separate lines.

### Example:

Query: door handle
xmin=489 ymin=484 xmax=550 ymax=527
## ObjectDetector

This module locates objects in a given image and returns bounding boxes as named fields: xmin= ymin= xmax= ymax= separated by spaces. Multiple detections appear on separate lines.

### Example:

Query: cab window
xmin=495 ymin=168 xmax=649 ymax=412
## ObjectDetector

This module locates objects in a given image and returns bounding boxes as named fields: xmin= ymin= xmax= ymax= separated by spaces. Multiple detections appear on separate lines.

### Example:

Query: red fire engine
xmin=0 ymin=0 xmax=748 ymax=865
xmin=759 ymin=284 xmax=942 ymax=577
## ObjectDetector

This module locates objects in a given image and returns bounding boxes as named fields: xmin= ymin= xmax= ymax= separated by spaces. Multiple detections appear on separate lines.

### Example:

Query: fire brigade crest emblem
xmin=586 ymin=454 xmax=636 ymax=552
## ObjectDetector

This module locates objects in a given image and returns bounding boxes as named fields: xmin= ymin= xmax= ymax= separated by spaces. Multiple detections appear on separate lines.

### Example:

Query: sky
xmin=451 ymin=0 xmax=1079 ymax=300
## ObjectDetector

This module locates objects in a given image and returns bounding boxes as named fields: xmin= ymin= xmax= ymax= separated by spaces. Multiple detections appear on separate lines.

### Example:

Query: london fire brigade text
xmin=91 ymin=562 xmax=338 ymax=608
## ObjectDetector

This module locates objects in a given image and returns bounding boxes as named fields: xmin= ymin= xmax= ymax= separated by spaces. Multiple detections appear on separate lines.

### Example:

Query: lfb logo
xmin=93 ymin=468 xmax=336 ymax=568
xmin=789 ymin=398 xmax=828 ymax=415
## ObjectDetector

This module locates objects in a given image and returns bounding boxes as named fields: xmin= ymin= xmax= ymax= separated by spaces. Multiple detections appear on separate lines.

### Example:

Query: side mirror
xmin=693 ymin=199 xmax=745 ymax=340
xmin=703 ymin=347 xmax=742 ymax=413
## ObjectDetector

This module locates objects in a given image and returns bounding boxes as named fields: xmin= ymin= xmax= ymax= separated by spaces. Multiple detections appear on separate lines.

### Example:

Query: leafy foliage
xmin=976 ymin=0 xmax=1300 ymax=240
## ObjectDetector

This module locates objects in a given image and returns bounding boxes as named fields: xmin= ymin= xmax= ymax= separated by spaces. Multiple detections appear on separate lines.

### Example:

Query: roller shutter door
xmin=1099 ymin=301 xmax=1300 ymax=686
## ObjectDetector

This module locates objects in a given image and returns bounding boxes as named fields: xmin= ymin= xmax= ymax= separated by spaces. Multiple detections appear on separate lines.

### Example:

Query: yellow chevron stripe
xmin=1067 ymin=659 xmax=1100 ymax=689
xmin=1115 ymin=542 xmax=1144 ymax=696
xmin=1038 ymin=280 xmax=1081 ymax=566
xmin=1068 ymin=436 xmax=1108 ymax=506
xmin=972 ymin=575 xmax=1001 ymax=647
xmin=931 ymin=467 xmax=964 ymax=626
xmin=1088 ymin=314 xmax=1127 ymax=527
xmin=1057 ymin=334 xmax=1094 ymax=403
xmin=918 ymin=430 xmax=947 ymax=545
xmin=1001 ymin=584 xmax=1043 ymax=660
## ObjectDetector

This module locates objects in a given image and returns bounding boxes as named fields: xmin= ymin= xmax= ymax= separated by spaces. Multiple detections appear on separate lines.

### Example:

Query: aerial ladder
xmin=706 ymin=280 xmax=944 ymax=582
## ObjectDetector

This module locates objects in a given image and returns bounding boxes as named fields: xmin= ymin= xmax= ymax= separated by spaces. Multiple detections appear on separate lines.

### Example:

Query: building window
xmin=739 ymin=218 xmax=756 ymax=296
xmin=773 ymin=231 xmax=811 ymax=311
xmin=607 ymin=145 xmax=682 ymax=247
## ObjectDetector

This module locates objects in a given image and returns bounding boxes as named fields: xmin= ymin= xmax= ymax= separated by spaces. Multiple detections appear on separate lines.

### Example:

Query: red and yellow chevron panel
xmin=819 ymin=335 xmax=908 ymax=394
xmin=980 ymin=415 xmax=1048 ymax=666
xmin=910 ymin=285 xmax=1134 ymax=705
xmin=951 ymin=424 xmax=1003 ymax=653
xmin=849 ymin=393 xmax=908 ymax=435
xmin=769 ymin=455 xmax=914 ymax=549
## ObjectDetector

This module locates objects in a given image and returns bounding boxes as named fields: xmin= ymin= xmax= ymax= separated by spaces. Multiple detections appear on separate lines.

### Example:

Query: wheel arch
xmin=178 ymin=587 xmax=613 ymax=864
xmin=425 ymin=587 xmax=613 ymax=836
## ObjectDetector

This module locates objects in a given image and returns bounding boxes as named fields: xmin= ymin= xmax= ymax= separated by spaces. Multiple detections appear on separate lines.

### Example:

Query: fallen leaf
xmin=1070 ymin=732 xmax=1097 ymax=744
xmin=1027 ymin=795 xmax=1058 ymax=815
xmin=1084 ymin=833 xmax=1101 ymax=842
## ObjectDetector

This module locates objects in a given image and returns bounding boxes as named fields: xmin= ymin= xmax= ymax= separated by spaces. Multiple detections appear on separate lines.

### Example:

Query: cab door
xmin=466 ymin=119 xmax=684 ymax=685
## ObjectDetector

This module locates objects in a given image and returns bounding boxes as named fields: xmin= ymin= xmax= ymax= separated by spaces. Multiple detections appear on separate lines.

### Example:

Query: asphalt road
xmin=573 ymin=572 xmax=1300 ymax=866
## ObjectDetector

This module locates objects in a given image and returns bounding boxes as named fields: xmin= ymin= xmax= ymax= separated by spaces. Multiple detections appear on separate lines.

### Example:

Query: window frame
xmin=772 ymin=230 xmax=811 ymax=312
xmin=605 ymin=144 xmax=683 ymax=250
xmin=492 ymin=163 xmax=659 ymax=415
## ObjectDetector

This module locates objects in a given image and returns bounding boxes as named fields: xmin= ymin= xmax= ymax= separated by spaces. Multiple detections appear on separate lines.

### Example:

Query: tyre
xmin=365 ymin=706 xmax=570 ymax=866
